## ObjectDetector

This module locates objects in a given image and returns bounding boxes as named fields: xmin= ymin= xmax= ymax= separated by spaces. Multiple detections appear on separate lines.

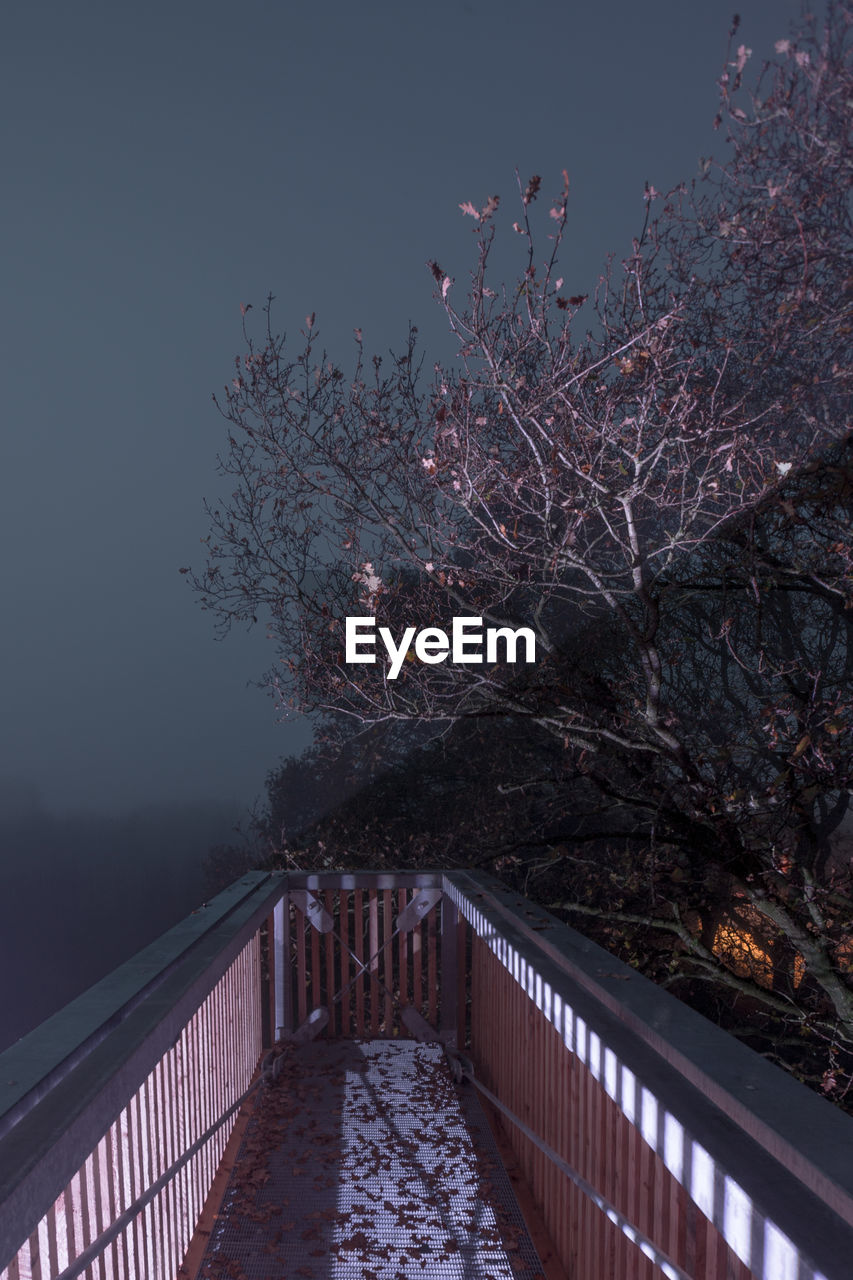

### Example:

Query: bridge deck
xmin=191 ymin=1039 xmax=549 ymax=1280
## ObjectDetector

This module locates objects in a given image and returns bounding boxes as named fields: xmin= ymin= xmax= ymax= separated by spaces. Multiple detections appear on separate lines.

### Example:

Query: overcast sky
xmin=0 ymin=0 xmax=814 ymax=824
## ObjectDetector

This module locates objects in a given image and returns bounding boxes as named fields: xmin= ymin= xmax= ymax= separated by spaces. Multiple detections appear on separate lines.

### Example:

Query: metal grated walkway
xmin=195 ymin=1039 xmax=547 ymax=1279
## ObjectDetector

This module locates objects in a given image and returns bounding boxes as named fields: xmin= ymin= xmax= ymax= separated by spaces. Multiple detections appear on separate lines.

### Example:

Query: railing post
xmin=440 ymin=895 xmax=459 ymax=1048
xmin=273 ymin=891 xmax=292 ymax=1040
xmin=262 ymin=911 xmax=274 ymax=1049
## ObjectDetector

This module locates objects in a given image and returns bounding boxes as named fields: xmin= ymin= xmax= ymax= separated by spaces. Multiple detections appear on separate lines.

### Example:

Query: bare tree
xmin=190 ymin=8 xmax=853 ymax=1087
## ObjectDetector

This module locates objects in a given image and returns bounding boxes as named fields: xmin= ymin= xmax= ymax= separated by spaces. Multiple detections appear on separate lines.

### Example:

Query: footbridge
xmin=1 ymin=870 xmax=852 ymax=1279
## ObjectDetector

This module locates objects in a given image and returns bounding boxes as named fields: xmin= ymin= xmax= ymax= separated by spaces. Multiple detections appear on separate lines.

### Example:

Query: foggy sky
xmin=0 ymin=3 xmax=820 ymax=1042
xmin=0 ymin=0 xmax=811 ymax=819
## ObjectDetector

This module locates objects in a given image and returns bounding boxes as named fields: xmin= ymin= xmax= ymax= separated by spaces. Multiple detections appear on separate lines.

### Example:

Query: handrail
xmin=444 ymin=869 xmax=853 ymax=1280
xmin=447 ymin=870 xmax=853 ymax=1229
xmin=0 ymin=871 xmax=286 ymax=1269
xmin=0 ymin=872 xmax=282 ymax=1142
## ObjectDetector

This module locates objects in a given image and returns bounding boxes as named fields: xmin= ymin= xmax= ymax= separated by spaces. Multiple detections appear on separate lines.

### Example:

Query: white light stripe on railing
xmin=451 ymin=1054 xmax=692 ymax=1280
xmin=0 ymin=931 xmax=265 ymax=1280
xmin=444 ymin=877 xmax=830 ymax=1280
xmin=50 ymin=1068 xmax=266 ymax=1280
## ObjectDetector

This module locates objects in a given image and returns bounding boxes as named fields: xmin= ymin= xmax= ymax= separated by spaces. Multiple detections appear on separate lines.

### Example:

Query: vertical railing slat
xmin=264 ymin=912 xmax=275 ymax=1049
xmin=412 ymin=907 xmax=423 ymax=1016
xmin=147 ymin=1066 xmax=165 ymax=1279
xmin=296 ymin=903 xmax=307 ymax=1028
xmin=354 ymin=889 xmax=365 ymax=1036
xmin=161 ymin=1053 xmax=177 ymax=1278
xmin=310 ymin=919 xmax=321 ymax=1025
xmin=368 ymin=891 xmax=379 ymax=1037
xmin=398 ymin=889 xmax=409 ymax=1013
xmin=427 ymin=907 xmax=437 ymax=1029
xmin=30 ymin=1224 xmax=43 ymax=1280
xmin=382 ymin=888 xmax=393 ymax=1033
xmin=340 ymin=889 xmax=351 ymax=1037
xmin=129 ymin=1087 xmax=145 ymax=1276
xmin=325 ymin=890 xmax=336 ymax=1036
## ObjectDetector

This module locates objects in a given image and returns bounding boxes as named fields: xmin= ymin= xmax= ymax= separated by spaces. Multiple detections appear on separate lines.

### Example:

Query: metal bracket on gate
xmin=290 ymin=890 xmax=334 ymax=933
xmin=395 ymin=888 xmax=442 ymax=933
xmin=282 ymin=1007 xmax=330 ymax=1045
xmin=400 ymin=1006 xmax=440 ymax=1043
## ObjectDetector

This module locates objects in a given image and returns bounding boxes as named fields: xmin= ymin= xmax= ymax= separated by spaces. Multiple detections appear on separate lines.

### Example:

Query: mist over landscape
xmin=0 ymin=787 xmax=243 ymax=1052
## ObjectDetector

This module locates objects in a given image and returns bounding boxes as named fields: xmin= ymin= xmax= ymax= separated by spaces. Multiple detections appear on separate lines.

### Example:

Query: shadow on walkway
xmin=197 ymin=1039 xmax=545 ymax=1279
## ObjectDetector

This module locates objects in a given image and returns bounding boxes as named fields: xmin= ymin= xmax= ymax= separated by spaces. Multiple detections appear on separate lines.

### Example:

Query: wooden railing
xmin=1 ymin=869 xmax=852 ymax=1280
xmin=0 ymin=873 xmax=282 ymax=1280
